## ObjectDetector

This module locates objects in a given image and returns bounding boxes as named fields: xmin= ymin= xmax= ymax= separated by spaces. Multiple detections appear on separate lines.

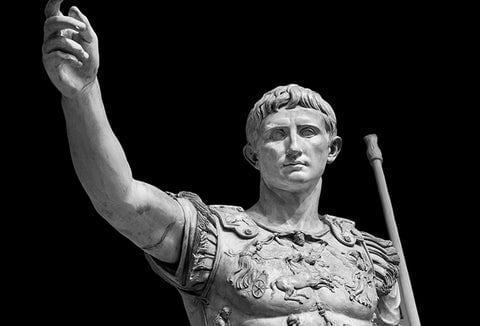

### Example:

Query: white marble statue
xmin=42 ymin=1 xmax=402 ymax=325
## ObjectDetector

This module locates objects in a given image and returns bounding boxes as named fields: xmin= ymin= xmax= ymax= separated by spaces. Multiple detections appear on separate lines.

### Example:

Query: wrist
xmin=61 ymin=78 xmax=100 ymax=106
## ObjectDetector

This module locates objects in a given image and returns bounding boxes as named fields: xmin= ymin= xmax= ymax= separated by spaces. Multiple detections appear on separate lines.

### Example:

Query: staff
xmin=364 ymin=134 xmax=420 ymax=326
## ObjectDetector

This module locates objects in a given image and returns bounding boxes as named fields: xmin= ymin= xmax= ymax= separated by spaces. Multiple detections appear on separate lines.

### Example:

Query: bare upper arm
xmin=91 ymin=180 xmax=186 ymax=264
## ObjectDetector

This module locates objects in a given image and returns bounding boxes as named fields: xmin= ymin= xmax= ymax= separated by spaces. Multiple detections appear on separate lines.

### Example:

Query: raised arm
xmin=42 ymin=0 xmax=184 ymax=263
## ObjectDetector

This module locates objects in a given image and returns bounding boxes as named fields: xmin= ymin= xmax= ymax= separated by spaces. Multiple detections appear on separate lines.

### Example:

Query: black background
xmin=8 ymin=1 xmax=467 ymax=324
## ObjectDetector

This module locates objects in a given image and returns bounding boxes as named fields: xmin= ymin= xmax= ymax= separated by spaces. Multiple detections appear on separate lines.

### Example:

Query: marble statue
xmin=42 ymin=1 xmax=402 ymax=325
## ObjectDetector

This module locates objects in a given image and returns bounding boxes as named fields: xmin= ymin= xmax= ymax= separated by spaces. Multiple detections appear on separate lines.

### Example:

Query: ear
xmin=243 ymin=144 xmax=259 ymax=170
xmin=327 ymin=136 xmax=342 ymax=164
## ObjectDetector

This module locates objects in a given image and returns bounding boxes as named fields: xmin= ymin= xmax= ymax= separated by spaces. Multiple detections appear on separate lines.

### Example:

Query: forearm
xmin=62 ymin=78 xmax=134 ymax=204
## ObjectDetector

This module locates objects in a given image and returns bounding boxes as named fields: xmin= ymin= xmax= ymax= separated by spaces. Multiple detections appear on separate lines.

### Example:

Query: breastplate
xmin=205 ymin=206 xmax=378 ymax=326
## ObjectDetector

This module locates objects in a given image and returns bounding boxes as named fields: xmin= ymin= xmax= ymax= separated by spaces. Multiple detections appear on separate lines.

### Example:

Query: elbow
xmin=90 ymin=197 xmax=122 ymax=222
xmin=89 ymin=188 xmax=134 ymax=223
xmin=88 ymin=180 xmax=142 ymax=223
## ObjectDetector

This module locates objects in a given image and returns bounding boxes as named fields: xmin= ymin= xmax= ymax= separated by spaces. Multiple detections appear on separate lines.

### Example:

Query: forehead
xmin=261 ymin=106 xmax=326 ymax=129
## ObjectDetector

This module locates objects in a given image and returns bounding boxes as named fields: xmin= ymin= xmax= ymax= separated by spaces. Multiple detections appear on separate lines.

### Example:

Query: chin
xmin=282 ymin=172 xmax=317 ymax=187
xmin=262 ymin=169 xmax=320 ymax=191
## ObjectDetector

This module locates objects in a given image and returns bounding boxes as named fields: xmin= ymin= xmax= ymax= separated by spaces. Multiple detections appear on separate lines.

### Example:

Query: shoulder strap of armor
xmin=209 ymin=205 xmax=259 ymax=239
xmin=323 ymin=214 xmax=364 ymax=246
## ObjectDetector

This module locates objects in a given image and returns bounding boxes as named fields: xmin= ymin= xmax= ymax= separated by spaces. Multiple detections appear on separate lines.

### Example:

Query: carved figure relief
xmin=341 ymin=249 xmax=375 ymax=308
xmin=213 ymin=306 xmax=232 ymax=326
xmin=225 ymin=222 xmax=377 ymax=315
xmin=286 ymin=314 xmax=302 ymax=326
xmin=270 ymin=270 xmax=335 ymax=303
xmin=226 ymin=236 xmax=274 ymax=298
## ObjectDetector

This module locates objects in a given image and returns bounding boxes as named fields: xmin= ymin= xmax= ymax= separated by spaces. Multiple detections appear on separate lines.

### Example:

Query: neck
xmin=248 ymin=178 xmax=325 ymax=233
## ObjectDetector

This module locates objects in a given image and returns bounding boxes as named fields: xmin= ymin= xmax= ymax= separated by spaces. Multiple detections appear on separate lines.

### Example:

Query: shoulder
xmin=323 ymin=214 xmax=363 ymax=246
xmin=168 ymin=194 xmax=260 ymax=240
xmin=324 ymin=214 xmax=400 ymax=295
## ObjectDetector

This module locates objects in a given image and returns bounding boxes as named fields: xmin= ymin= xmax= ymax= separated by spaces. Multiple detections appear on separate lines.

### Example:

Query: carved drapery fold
xmin=361 ymin=231 xmax=400 ymax=296
xmin=176 ymin=191 xmax=219 ymax=296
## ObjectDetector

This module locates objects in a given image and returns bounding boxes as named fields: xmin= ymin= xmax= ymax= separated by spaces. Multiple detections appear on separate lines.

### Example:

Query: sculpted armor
xmin=145 ymin=192 xmax=401 ymax=326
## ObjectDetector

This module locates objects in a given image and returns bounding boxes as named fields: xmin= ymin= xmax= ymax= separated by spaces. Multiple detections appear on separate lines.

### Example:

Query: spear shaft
xmin=364 ymin=134 xmax=420 ymax=326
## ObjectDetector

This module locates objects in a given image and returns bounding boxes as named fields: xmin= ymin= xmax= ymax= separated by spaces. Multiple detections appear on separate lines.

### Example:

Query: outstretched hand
xmin=42 ymin=0 xmax=99 ymax=98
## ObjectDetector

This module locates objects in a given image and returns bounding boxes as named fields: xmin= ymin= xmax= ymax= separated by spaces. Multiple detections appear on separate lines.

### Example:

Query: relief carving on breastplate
xmin=226 ymin=231 xmax=376 ymax=311
xmin=213 ymin=306 xmax=232 ymax=326
xmin=341 ymin=249 xmax=375 ymax=308
xmin=269 ymin=239 xmax=336 ymax=304
xmin=225 ymin=236 xmax=275 ymax=299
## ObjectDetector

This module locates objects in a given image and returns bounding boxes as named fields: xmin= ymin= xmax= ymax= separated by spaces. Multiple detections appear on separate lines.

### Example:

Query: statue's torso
xmin=203 ymin=206 xmax=378 ymax=326
xmin=145 ymin=193 xmax=400 ymax=326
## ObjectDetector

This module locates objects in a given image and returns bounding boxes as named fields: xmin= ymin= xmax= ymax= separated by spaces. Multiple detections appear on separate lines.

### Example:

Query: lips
xmin=283 ymin=161 xmax=307 ymax=167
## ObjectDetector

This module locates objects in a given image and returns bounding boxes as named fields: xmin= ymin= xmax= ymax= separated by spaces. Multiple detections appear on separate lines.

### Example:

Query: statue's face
xmin=254 ymin=106 xmax=337 ymax=191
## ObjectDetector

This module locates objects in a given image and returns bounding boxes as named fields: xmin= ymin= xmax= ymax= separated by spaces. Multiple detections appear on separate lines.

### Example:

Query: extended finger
xmin=43 ymin=37 xmax=90 ymax=61
xmin=45 ymin=0 xmax=64 ymax=18
xmin=68 ymin=6 xmax=95 ymax=43
xmin=44 ymin=15 xmax=86 ymax=40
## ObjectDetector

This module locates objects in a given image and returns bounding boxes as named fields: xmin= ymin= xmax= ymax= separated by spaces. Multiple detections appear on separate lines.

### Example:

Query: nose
xmin=286 ymin=133 xmax=302 ymax=159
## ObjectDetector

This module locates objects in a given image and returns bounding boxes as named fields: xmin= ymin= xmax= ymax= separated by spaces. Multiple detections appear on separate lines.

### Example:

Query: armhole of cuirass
xmin=174 ymin=197 xmax=215 ymax=326
xmin=360 ymin=231 xmax=400 ymax=297
xmin=182 ymin=201 xmax=223 ymax=326
xmin=176 ymin=197 xmax=199 ymax=284
xmin=144 ymin=196 xmax=198 ymax=291
xmin=201 ymin=217 xmax=223 ymax=302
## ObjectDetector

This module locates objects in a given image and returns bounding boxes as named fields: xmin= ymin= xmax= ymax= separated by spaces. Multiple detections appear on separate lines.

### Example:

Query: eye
xmin=299 ymin=127 xmax=318 ymax=138
xmin=269 ymin=129 xmax=287 ymax=141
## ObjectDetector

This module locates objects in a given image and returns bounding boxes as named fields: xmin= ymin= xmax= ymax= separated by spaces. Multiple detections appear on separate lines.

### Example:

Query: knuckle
xmin=45 ymin=15 xmax=59 ymax=25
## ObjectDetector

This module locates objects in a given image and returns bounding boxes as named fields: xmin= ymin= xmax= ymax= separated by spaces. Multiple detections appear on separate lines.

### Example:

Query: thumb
xmin=45 ymin=0 xmax=64 ymax=18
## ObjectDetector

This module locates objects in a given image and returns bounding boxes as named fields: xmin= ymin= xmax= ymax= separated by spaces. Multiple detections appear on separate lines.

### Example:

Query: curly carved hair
xmin=245 ymin=84 xmax=337 ymax=148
